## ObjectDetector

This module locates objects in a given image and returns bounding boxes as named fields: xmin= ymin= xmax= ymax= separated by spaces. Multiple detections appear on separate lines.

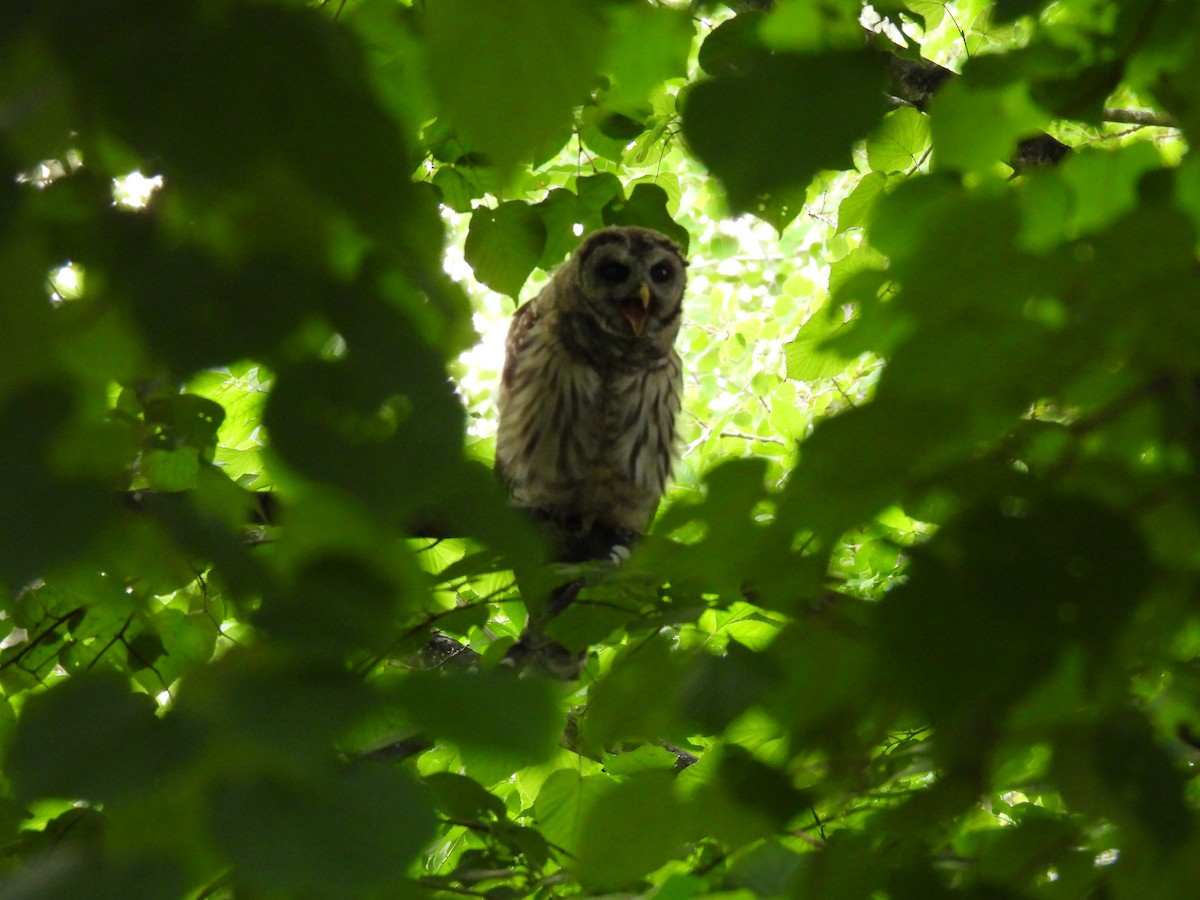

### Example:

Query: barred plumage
xmin=496 ymin=226 xmax=687 ymax=555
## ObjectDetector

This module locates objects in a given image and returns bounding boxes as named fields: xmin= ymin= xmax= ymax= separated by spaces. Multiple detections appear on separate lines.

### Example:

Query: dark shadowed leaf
xmin=465 ymin=201 xmax=548 ymax=298
xmin=424 ymin=0 xmax=602 ymax=173
xmin=1054 ymin=712 xmax=1192 ymax=851
xmin=177 ymin=652 xmax=376 ymax=762
xmin=0 ymin=382 xmax=117 ymax=588
xmin=683 ymin=50 xmax=887 ymax=212
xmin=385 ymin=669 xmax=561 ymax=763
xmin=603 ymin=183 xmax=690 ymax=252
xmin=877 ymin=495 xmax=1148 ymax=761
xmin=581 ymin=638 xmax=686 ymax=749
xmin=599 ymin=4 xmax=693 ymax=114
xmin=534 ymin=188 xmax=584 ymax=268
xmin=680 ymin=640 xmax=781 ymax=732
xmin=718 ymin=747 xmax=810 ymax=830
xmin=928 ymin=78 xmax=1046 ymax=173
xmin=209 ymin=765 xmax=434 ymax=897
xmin=44 ymin=1 xmax=415 ymax=234
xmin=253 ymin=555 xmax=403 ymax=656
xmin=9 ymin=672 xmax=196 ymax=804
xmin=994 ymin=0 xmax=1050 ymax=22
xmin=576 ymin=770 xmax=688 ymax=890
xmin=698 ymin=11 xmax=767 ymax=77
xmin=0 ymin=847 xmax=188 ymax=900
xmin=425 ymin=772 xmax=507 ymax=820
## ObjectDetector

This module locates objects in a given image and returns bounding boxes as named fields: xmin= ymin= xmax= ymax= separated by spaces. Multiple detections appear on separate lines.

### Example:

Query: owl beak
xmin=618 ymin=282 xmax=652 ymax=337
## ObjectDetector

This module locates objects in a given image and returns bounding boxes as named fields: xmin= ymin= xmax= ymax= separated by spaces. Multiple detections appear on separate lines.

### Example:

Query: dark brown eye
xmin=649 ymin=262 xmax=673 ymax=284
xmin=597 ymin=260 xmax=631 ymax=283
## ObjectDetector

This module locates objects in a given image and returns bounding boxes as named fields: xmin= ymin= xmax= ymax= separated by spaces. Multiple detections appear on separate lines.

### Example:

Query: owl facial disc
xmin=618 ymin=282 xmax=652 ymax=337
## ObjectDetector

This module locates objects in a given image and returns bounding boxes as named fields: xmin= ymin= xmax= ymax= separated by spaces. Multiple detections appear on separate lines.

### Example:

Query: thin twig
xmin=719 ymin=429 xmax=786 ymax=446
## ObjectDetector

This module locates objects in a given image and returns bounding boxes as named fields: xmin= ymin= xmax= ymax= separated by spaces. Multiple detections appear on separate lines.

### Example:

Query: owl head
xmin=570 ymin=226 xmax=687 ymax=349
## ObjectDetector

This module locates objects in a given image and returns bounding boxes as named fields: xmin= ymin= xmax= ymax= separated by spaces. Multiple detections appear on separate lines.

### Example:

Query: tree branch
xmin=878 ymin=45 xmax=1176 ymax=172
xmin=1102 ymin=106 xmax=1177 ymax=128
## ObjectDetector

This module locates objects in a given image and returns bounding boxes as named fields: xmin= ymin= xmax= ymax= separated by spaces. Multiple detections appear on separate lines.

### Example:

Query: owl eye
xmin=597 ymin=260 xmax=631 ymax=284
xmin=649 ymin=262 xmax=674 ymax=284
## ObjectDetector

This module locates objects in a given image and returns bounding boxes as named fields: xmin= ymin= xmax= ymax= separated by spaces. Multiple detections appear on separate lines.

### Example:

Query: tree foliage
xmin=2 ymin=0 xmax=1200 ymax=897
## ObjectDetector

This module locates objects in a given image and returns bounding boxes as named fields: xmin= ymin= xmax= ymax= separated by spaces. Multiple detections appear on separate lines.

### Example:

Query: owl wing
xmin=500 ymin=297 xmax=540 ymax=397
xmin=495 ymin=296 xmax=543 ymax=493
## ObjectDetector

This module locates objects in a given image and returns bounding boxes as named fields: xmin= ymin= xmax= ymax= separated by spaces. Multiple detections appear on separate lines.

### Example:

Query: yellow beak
xmin=627 ymin=282 xmax=651 ymax=337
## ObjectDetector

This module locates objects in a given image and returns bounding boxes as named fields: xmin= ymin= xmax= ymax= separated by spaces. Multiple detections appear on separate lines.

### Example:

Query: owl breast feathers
xmin=495 ymin=225 xmax=687 ymax=544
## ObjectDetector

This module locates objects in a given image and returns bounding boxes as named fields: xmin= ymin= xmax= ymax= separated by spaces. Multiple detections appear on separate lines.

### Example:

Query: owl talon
xmin=608 ymin=544 xmax=632 ymax=565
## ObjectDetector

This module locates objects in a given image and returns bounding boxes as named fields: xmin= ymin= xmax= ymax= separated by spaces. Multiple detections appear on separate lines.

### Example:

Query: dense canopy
xmin=3 ymin=0 xmax=1200 ymax=897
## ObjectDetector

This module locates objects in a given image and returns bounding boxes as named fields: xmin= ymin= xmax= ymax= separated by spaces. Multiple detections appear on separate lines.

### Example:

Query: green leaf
xmin=792 ymin=832 xmax=884 ymax=898
xmin=208 ymin=765 xmax=435 ymax=897
xmin=180 ymin=654 xmax=377 ymax=762
xmin=494 ymin=820 xmax=550 ymax=868
xmin=465 ymin=201 xmax=547 ymax=298
xmin=424 ymin=0 xmax=603 ymax=172
xmin=141 ymin=447 xmax=200 ymax=491
xmin=97 ymin=215 xmax=329 ymax=375
xmin=1058 ymin=143 xmax=1162 ymax=234
xmin=0 ymin=847 xmax=188 ymax=900
xmin=576 ymin=173 xmax=626 ymax=232
xmin=717 ymin=746 xmax=810 ymax=830
xmin=144 ymin=394 xmax=225 ymax=451
xmin=433 ymin=166 xmax=477 ymax=213
xmin=544 ymin=601 xmax=637 ymax=652
xmin=759 ymin=0 xmax=865 ymax=50
xmin=994 ymin=0 xmax=1048 ymax=22
xmin=596 ymin=111 xmax=647 ymax=141
xmin=576 ymin=770 xmax=688 ymax=890
xmin=866 ymin=106 xmax=930 ymax=173
xmin=837 ymin=171 xmax=888 ymax=232
xmin=776 ymin=399 xmax=957 ymax=540
xmin=425 ymin=772 xmax=507 ymax=820
xmin=683 ymin=50 xmax=888 ymax=214
xmin=1054 ymin=712 xmax=1192 ymax=850
xmin=579 ymin=104 xmax=631 ymax=165
xmin=0 ymin=382 xmax=115 ymax=588
xmin=9 ymin=672 xmax=196 ymax=804
xmin=385 ymin=669 xmax=561 ymax=763
xmin=784 ymin=310 xmax=858 ymax=381
xmin=50 ymin=3 xmax=416 ymax=235
xmin=600 ymin=4 xmax=693 ymax=115
xmin=928 ymin=79 xmax=1047 ymax=173
xmin=877 ymin=496 xmax=1149 ymax=761
xmin=602 ymin=183 xmax=690 ymax=252
xmin=679 ymin=641 xmax=781 ymax=732
xmin=581 ymin=639 xmax=686 ymax=749
xmin=533 ymin=769 xmax=613 ymax=855
xmin=754 ymin=182 xmax=810 ymax=235
xmin=697 ymin=12 xmax=767 ymax=77
xmin=534 ymin=188 xmax=584 ymax=268
xmin=253 ymin=555 xmax=403 ymax=656
xmin=264 ymin=295 xmax=470 ymax=525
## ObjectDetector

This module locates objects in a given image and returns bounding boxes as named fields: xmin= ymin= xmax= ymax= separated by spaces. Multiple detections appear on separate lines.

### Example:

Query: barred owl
xmin=496 ymin=226 xmax=687 ymax=561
